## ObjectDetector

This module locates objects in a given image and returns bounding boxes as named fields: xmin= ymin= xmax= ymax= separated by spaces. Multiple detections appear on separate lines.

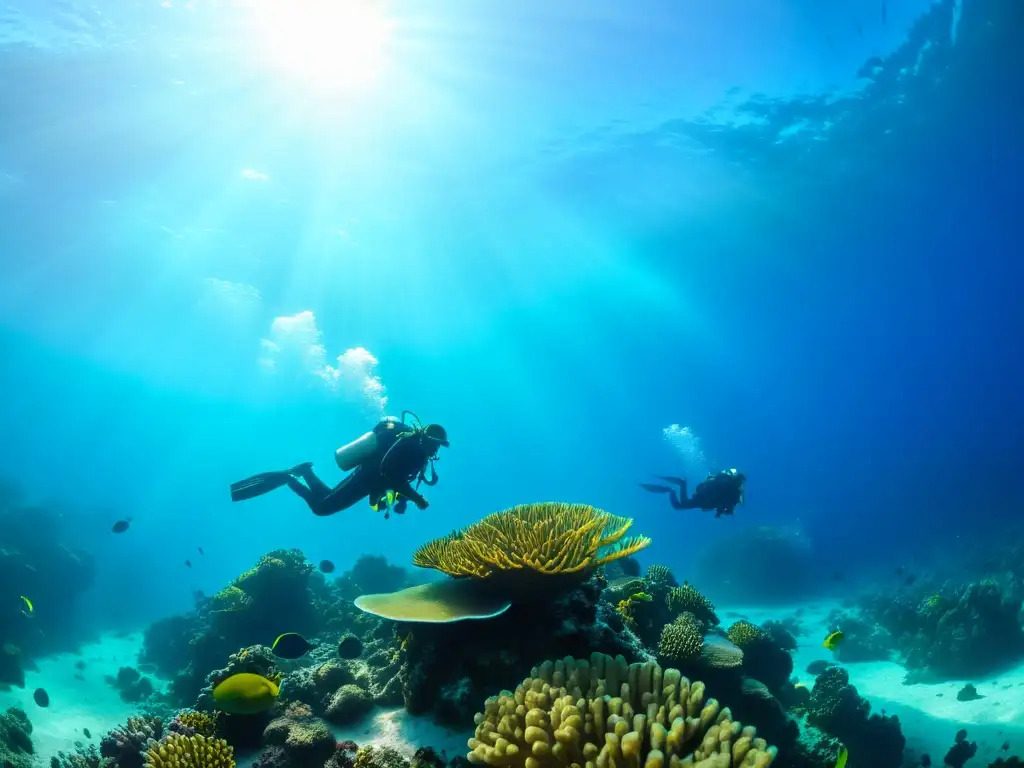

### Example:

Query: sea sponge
xmin=143 ymin=733 xmax=235 ymax=768
xmin=412 ymin=502 xmax=651 ymax=578
xmin=726 ymin=621 xmax=769 ymax=649
xmin=667 ymin=584 xmax=720 ymax=627
xmin=659 ymin=613 xmax=704 ymax=664
xmin=467 ymin=652 xmax=777 ymax=768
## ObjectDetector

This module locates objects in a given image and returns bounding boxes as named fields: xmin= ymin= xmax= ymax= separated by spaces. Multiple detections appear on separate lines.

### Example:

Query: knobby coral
xmin=467 ymin=652 xmax=777 ymax=768
xmin=659 ymin=614 xmax=705 ymax=665
xmin=414 ymin=503 xmax=651 ymax=578
xmin=143 ymin=733 xmax=235 ymax=768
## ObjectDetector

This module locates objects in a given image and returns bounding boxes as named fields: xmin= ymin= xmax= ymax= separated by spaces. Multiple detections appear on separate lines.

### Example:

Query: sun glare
xmin=251 ymin=0 xmax=394 ymax=90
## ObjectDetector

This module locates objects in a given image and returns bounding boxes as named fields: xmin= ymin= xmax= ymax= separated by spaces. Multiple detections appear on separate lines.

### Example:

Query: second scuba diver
xmin=640 ymin=468 xmax=746 ymax=518
xmin=230 ymin=411 xmax=449 ymax=518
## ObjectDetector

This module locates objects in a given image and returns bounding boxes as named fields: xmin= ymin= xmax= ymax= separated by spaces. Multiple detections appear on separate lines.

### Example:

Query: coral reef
xmin=396 ymin=574 xmax=648 ymax=725
xmin=356 ymin=503 xmax=651 ymax=622
xmin=0 ymin=706 xmax=34 ymax=768
xmin=100 ymin=716 xmax=164 ymax=768
xmin=856 ymin=578 xmax=1024 ymax=680
xmin=169 ymin=711 xmax=218 ymax=738
xmin=0 ymin=483 xmax=96 ymax=660
xmin=667 ymin=583 xmax=721 ymax=627
xmin=142 ymin=550 xmax=321 ymax=704
xmin=258 ymin=703 xmax=336 ymax=768
xmin=807 ymin=666 xmax=904 ymax=767
xmin=143 ymin=733 xmax=234 ymax=768
xmin=467 ymin=652 xmax=777 ymax=767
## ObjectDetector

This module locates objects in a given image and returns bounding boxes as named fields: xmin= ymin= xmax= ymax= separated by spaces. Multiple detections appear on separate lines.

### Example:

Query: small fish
xmin=83 ymin=728 xmax=91 ymax=738
xmin=213 ymin=672 xmax=280 ymax=715
xmin=75 ymin=660 xmax=86 ymax=670
xmin=319 ymin=560 xmax=335 ymax=574
xmin=338 ymin=634 xmax=363 ymax=659
xmin=823 ymin=630 xmax=845 ymax=651
xmin=198 ymin=547 xmax=204 ymax=555
xmin=33 ymin=688 xmax=49 ymax=707
xmin=184 ymin=560 xmax=192 ymax=568
xmin=835 ymin=747 xmax=848 ymax=768
xmin=111 ymin=518 xmax=132 ymax=534
xmin=271 ymin=632 xmax=313 ymax=660
xmin=19 ymin=596 xmax=33 ymax=617
xmin=905 ymin=574 xmax=917 ymax=586
xmin=1002 ymin=741 xmax=1010 ymax=751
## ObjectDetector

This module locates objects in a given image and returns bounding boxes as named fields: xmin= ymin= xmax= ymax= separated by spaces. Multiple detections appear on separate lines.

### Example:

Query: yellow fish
xmin=19 ymin=596 xmax=33 ymax=616
xmin=823 ymin=630 xmax=844 ymax=651
xmin=370 ymin=490 xmax=398 ymax=512
xmin=212 ymin=672 xmax=280 ymax=715
xmin=835 ymin=747 xmax=848 ymax=768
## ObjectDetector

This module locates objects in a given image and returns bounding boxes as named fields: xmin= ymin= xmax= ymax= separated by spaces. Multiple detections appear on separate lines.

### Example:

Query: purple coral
xmin=100 ymin=716 xmax=163 ymax=768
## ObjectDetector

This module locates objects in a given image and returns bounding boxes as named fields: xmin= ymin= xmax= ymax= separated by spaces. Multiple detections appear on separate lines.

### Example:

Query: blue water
xmin=0 ymin=0 xmax=1020 ymax=648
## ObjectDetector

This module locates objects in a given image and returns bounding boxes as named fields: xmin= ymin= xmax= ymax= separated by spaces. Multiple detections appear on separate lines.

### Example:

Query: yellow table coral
xmin=355 ymin=503 xmax=651 ymax=623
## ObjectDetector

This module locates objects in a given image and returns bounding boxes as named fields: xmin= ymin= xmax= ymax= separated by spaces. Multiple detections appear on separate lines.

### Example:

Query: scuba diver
xmin=640 ymin=468 xmax=746 ymax=518
xmin=230 ymin=411 xmax=449 ymax=518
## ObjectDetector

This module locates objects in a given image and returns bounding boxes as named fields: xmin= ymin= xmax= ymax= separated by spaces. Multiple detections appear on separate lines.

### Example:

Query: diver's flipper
xmin=639 ymin=483 xmax=672 ymax=494
xmin=656 ymin=475 xmax=688 ymax=486
xmin=229 ymin=471 xmax=292 ymax=502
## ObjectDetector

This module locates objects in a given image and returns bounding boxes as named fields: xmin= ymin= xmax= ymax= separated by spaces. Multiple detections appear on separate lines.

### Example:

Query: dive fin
xmin=230 ymin=471 xmax=292 ymax=502
xmin=639 ymin=483 xmax=672 ymax=494
xmin=656 ymin=475 xmax=687 ymax=486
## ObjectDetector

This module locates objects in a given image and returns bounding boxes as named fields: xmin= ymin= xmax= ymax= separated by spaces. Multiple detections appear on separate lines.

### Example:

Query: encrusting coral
xmin=467 ymin=652 xmax=777 ymax=768
xmin=143 ymin=732 xmax=235 ymax=768
xmin=355 ymin=503 xmax=652 ymax=623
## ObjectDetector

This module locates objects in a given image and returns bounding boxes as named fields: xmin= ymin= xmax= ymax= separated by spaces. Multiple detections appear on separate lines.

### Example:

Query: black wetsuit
xmin=644 ymin=472 xmax=744 ymax=518
xmin=286 ymin=420 xmax=434 ymax=517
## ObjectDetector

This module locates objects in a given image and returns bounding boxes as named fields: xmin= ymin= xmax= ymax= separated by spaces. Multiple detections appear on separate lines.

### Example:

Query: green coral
xmin=614 ymin=591 xmax=651 ymax=630
xmin=727 ymin=620 xmax=770 ymax=648
xmin=354 ymin=746 xmax=410 ymax=768
xmin=0 ymin=707 xmax=33 ymax=768
xmin=604 ymin=576 xmax=647 ymax=603
xmin=667 ymin=582 xmax=720 ymax=626
xmin=207 ymin=586 xmax=251 ymax=614
xmin=643 ymin=563 xmax=676 ymax=593
xmin=658 ymin=612 xmax=704 ymax=663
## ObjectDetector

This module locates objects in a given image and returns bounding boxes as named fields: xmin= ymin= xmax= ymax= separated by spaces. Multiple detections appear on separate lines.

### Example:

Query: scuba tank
xmin=335 ymin=431 xmax=378 ymax=471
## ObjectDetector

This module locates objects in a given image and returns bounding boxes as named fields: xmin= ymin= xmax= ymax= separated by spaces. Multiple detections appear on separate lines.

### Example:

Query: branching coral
xmin=667 ymin=584 xmax=720 ymax=627
xmin=413 ymin=503 xmax=651 ymax=578
xmin=143 ymin=733 xmax=235 ymax=768
xmin=101 ymin=716 xmax=164 ymax=768
xmin=467 ymin=652 xmax=777 ymax=768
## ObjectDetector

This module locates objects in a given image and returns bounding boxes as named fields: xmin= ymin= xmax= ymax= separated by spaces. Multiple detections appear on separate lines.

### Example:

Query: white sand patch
xmin=0 ymin=633 xmax=152 ymax=762
xmin=332 ymin=707 xmax=471 ymax=759
xmin=722 ymin=600 xmax=1024 ymax=764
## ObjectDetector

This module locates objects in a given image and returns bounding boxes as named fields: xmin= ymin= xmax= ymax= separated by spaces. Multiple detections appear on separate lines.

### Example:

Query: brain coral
xmin=467 ymin=652 xmax=777 ymax=768
xmin=143 ymin=733 xmax=234 ymax=768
